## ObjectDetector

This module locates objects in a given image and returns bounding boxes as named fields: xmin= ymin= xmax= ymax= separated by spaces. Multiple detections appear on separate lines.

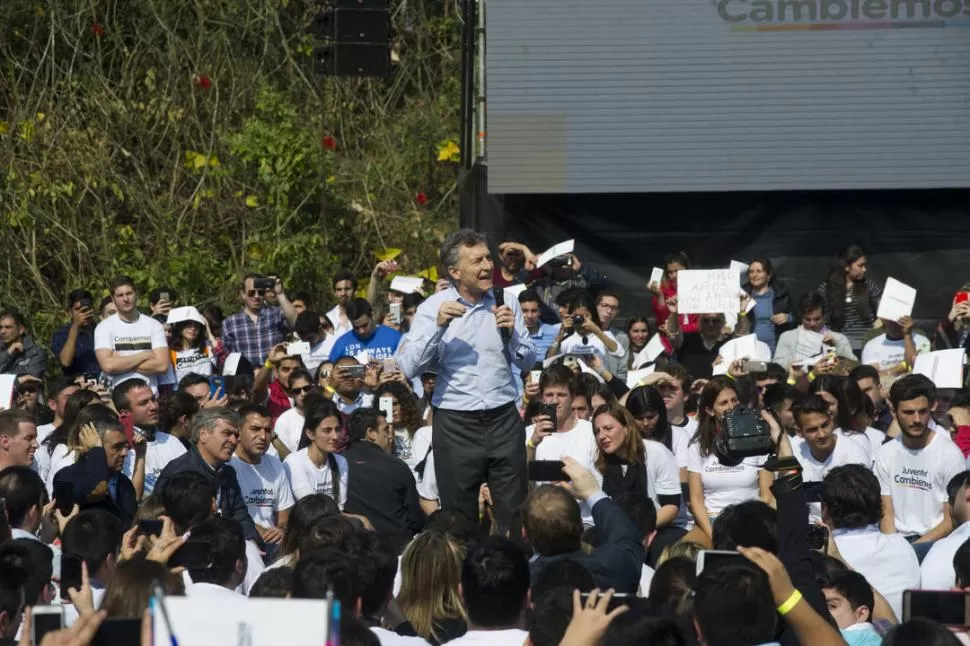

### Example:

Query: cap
xmin=166 ymin=306 xmax=207 ymax=326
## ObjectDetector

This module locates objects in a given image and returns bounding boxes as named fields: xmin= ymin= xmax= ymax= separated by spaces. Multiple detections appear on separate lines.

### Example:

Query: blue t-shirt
xmin=329 ymin=325 xmax=402 ymax=363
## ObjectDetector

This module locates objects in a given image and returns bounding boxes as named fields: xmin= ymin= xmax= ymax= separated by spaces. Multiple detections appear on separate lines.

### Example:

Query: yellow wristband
xmin=777 ymin=589 xmax=803 ymax=616
xmin=264 ymin=360 xmax=273 ymax=369
xmin=527 ymin=438 xmax=536 ymax=449
xmin=901 ymin=360 xmax=910 ymax=371
xmin=786 ymin=378 xmax=797 ymax=386
xmin=807 ymin=371 xmax=816 ymax=382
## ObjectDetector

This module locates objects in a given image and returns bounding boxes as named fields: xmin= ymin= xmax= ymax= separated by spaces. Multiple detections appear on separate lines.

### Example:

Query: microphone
xmin=494 ymin=288 xmax=511 ymax=344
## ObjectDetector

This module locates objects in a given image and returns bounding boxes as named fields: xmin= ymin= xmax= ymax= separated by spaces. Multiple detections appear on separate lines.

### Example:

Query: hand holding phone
xmin=528 ymin=460 xmax=568 ymax=482
xmin=119 ymin=410 xmax=135 ymax=446
xmin=696 ymin=550 xmax=742 ymax=576
xmin=286 ymin=341 xmax=310 ymax=357
xmin=168 ymin=541 xmax=213 ymax=569
xmin=208 ymin=375 xmax=225 ymax=401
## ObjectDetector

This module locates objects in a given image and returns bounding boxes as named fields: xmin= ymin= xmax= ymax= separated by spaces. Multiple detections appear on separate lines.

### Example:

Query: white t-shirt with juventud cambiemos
xmin=229 ymin=454 xmax=296 ymax=529
xmin=687 ymin=440 xmax=766 ymax=518
xmin=94 ymin=313 xmax=168 ymax=392
xmin=283 ymin=448 xmax=349 ymax=509
xmin=875 ymin=432 xmax=966 ymax=537
xmin=795 ymin=435 xmax=871 ymax=484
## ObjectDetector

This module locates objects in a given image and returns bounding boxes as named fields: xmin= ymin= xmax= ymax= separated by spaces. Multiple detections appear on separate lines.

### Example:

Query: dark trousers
xmin=433 ymin=403 xmax=527 ymax=532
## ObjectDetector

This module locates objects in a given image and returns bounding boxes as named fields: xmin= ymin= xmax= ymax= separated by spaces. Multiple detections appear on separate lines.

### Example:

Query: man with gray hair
xmin=153 ymin=407 xmax=260 ymax=543
xmin=396 ymin=229 xmax=536 ymax=530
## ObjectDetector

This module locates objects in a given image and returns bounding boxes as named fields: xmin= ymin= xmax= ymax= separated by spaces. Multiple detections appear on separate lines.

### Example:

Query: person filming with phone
xmin=222 ymin=273 xmax=299 ymax=367
xmin=396 ymin=229 xmax=536 ymax=532
xmin=51 ymin=289 xmax=101 ymax=377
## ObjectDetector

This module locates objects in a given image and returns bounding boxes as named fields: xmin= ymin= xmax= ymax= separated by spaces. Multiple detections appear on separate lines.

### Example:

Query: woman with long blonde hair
xmin=397 ymin=531 xmax=468 ymax=645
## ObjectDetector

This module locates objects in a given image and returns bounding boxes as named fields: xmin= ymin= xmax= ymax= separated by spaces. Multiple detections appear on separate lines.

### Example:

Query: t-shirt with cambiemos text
xmin=94 ymin=313 xmax=168 ymax=392
xmin=229 ymin=454 xmax=295 ymax=529
xmin=687 ymin=440 xmax=766 ymax=518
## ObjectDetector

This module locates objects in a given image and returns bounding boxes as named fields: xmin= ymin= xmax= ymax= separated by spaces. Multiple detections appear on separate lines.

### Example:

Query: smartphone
xmin=119 ymin=409 xmax=135 ymax=445
xmin=31 ymin=606 xmax=64 ymax=644
xmin=379 ymin=396 xmax=395 ymax=421
xmin=742 ymin=359 xmax=768 ymax=373
xmin=389 ymin=302 xmax=402 ymax=325
xmin=168 ymin=540 xmax=213 ymax=569
xmin=138 ymin=519 xmax=164 ymax=537
xmin=52 ymin=480 xmax=74 ymax=517
xmin=696 ymin=549 xmax=742 ymax=576
xmin=91 ymin=617 xmax=141 ymax=646
xmin=61 ymin=556 xmax=83 ymax=600
xmin=528 ymin=460 xmax=567 ymax=482
xmin=578 ymin=593 xmax=632 ymax=613
xmin=808 ymin=525 xmax=828 ymax=551
xmin=79 ymin=297 xmax=93 ymax=311
xmin=956 ymin=292 xmax=970 ymax=305
xmin=82 ymin=371 xmax=100 ymax=385
xmin=159 ymin=292 xmax=170 ymax=302
xmin=286 ymin=341 xmax=310 ymax=356
xmin=208 ymin=375 xmax=225 ymax=400
xmin=539 ymin=403 xmax=558 ymax=431
xmin=903 ymin=590 xmax=970 ymax=625
xmin=530 ymin=370 xmax=542 ymax=385
xmin=343 ymin=365 xmax=366 ymax=379
xmin=382 ymin=357 xmax=398 ymax=374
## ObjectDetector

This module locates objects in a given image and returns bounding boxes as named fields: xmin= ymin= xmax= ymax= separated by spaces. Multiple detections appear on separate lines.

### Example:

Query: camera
xmin=253 ymin=276 xmax=275 ymax=291
xmin=548 ymin=255 xmax=573 ymax=268
xmin=570 ymin=315 xmax=585 ymax=328
xmin=715 ymin=406 xmax=774 ymax=465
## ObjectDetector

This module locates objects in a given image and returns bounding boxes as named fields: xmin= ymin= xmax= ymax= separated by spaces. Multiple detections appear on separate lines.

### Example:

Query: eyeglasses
xmin=245 ymin=289 xmax=271 ymax=297
xmin=291 ymin=386 xmax=314 ymax=395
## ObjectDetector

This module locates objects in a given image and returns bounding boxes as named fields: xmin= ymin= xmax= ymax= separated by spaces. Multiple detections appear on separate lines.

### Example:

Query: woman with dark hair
xmin=37 ymin=388 xmax=100 ymax=489
xmin=744 ymin=257 xmax=794 ymax=354
xmin=102 ymin=558 xmax=184 ymax=619
xmin=685 ymin=377 xmax=774 ymax=546
xmin=283 ymin=396 xmax=348 ymax=507
xmin=591 ymin=403 xmax=682 ymax=531
xmin=625 ymin=385 xmax=689 ymax=480
xmin=374 ymin=380 xmax=429 ymax=478
xmin=810 ymin=375 xmax=883 ymax=464
xmin=269 ymin=493 xmax=341 ymax=570
xmin=649 ymin=251 xmax=698 ymax=335
xmin=817 ymin=245 xmax=883 ymax=354
xmin=547 ymin=292 xmax=624 ymax=362
xmin=167 ymin=306 xmax=226 ymax=382
xmin=626 ymin=315 xmax=667 ymax=370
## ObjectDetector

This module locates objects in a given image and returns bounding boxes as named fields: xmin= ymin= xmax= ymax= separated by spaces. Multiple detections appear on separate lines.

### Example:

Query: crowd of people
xmin=1 ymin=229 xmax=970 ymax=646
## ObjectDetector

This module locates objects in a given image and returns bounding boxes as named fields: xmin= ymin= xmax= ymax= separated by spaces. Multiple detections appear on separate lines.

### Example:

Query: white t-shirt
xmin=444 ymin=629 xmax=529 ymax=646
xmin=408 ymin=425 xmax=433 ymax=483
xmin=229 ymin=454 xmax=295 ymax=529
xmin=273 ymin=408 xmax=306 ymax=455
xmin=921 ymin=521 xmax=970 ymax=591
xmin=861 ymin=332 xmax=931 ymax=371
xmin=669 ymin=419 xmax=695 ymax=471
xmin=93 ymin=313 xmax=167 ymax=392
xmin=326 ymin=305 xmax=352 ymax=338
xmin=591 ymin=440 xmax=682 ymax=523
xmin=833 ymin=525 xmax=921 ymax=620
xmin=171 ymin=347 xmax=216 ymax=382
xmin=417 ymin=450 xmax=438 ymax=501
xmin=795 ymin=436 xmax=870 ymax=483
xmin=875 ymin=433 xmax=966 ymax=536
xmin=283 ymin=448 xmax=349 ymax=508
xmin=370 ymin=627 xmax=430 ymax=646
xmin=301 ymin=336 xmax=337 ymax=375
xmin=36 ymin=422 xmax=56 ymax=445
xmin=122 ymin=431 xmax=188 ymax=497
xmin=835 ymin=427 xmax=886 ymax=468
xmin=43 ymin=444 xmax=76 ymax=496
xmin=560 ymin=330 xmax=625 ymax=361
xmin=687 ymin=440 xmax=766 ymax=518
xmin=527 ymin=419 xmax=598 ymax=468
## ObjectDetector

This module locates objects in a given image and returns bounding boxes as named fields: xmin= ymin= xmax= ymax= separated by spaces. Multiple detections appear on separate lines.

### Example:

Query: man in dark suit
xmin=522 ymin=457 xmax=644 ymax=593
xmin=343 ymin=408 xmax=424 ymax=554
xmin=52 ymin=411 xmax=139 ymax=527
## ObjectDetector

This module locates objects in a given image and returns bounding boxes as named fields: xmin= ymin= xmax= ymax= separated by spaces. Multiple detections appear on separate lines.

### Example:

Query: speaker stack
xmin=311 ymin=0 xmax=393 ymax=77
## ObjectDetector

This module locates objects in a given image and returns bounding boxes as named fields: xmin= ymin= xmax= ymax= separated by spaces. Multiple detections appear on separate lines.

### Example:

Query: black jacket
xmin=52 ymin=448 xmax=138 ymax=528
xmin=744 ymin=280 xmax=796 ymax=339
xmin=153 ymin=446 xmax=260 ymax=543
xmin=343 ymin=440 xmax=425 ymax=554
xmin=530 ymin=494 xmax=644 ymax=594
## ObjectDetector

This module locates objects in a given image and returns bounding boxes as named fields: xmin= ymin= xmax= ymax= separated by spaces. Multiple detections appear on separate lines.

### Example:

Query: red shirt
xmin=653 ymin=281 xmax=699 ymax=335
xmin=267 ymin=380 xmax=291 ymax=423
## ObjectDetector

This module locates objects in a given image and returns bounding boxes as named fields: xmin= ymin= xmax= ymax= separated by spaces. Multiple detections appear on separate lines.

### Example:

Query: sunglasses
xmin=246 ymin=289 xmax=271 ymax=297
xmin=290 ymin=386 xmax=314 ymax=395
xmin=17 ymin=385 xmax=39 ymax=394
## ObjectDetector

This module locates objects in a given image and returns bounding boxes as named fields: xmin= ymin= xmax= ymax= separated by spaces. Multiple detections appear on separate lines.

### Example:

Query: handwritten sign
xmin=876 ymin=277 xmax=916 ymax=322
xmin=913 ymin=349 xmax=966 ymax=389
xmin=535 ymin=239 xmax=575 ymax=268
xmin=676 ymin=269 xmax=739 ymax=315
xmin=730 ymin=260 xmax=750 ymax=279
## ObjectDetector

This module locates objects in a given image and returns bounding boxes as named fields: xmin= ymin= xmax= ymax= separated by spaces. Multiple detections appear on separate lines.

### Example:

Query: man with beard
xmin=154 ymin=408 xmax=260 ymax=543
xmin=875 ymin=375 xmax=965 ymax=562
xmin=396 ymin=229 xmax=536 ymax=531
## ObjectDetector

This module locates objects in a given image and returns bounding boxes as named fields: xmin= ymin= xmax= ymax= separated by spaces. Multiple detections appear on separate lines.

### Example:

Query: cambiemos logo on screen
xmin=717 ymin=0 xmax=970 ymax=30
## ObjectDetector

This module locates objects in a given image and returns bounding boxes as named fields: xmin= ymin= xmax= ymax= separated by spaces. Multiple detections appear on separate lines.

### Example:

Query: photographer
xmin=546 ymin=292 xmax=624 ymax=363
xmin=683 ymin=377 xmax=774 ymax=546
xmin=222 ymin=273 xmax=298 ymax=367
xmin=52 ymin=289 xmax=101 ymax=377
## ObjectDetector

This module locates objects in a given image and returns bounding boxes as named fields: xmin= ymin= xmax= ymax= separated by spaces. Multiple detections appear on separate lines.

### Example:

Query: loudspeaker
xmin=313 ymin=44 xmax=392 ymax=77
xmin=311 ymin=8 xmax=391 ymax=43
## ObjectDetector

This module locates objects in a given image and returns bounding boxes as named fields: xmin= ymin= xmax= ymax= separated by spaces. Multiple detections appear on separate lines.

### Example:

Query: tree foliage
xmin=0 ymin=0 xmax=461 ymax=342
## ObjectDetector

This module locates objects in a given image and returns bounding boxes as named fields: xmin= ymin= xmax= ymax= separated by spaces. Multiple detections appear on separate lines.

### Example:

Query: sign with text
xmin=677 ymin=269 xmax=739 ymax=315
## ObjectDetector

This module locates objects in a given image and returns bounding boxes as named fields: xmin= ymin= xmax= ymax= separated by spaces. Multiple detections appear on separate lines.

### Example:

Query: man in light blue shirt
xmin=518 ymin=289 xmax=560 ymax=360
xmin=396 ymin=229 xmax=536 ymax=529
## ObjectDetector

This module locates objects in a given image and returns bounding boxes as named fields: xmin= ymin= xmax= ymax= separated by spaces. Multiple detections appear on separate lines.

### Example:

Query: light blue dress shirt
xmin=396 ymin=285 xmax=536 ymax=411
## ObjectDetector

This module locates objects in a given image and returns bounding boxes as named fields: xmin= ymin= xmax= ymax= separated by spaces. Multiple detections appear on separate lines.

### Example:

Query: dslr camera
xmin=715 ymin=406 xmax=774 ymax=466
xmin=253 ymin=276 xmax=276 ymax=291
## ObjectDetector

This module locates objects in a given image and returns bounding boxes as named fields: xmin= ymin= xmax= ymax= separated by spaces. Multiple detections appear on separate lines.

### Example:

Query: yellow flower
xmin=436 ymin=140 xmax=460 ymax=163
xmin=245 ymin=195 xmax=259 ymax=208
xmin=375 ymin=248 xmax=402 ymax=261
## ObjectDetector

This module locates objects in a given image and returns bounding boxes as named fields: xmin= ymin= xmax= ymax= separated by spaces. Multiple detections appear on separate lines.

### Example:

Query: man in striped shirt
xmin=222 ymin=274 xmax=299 ymax=367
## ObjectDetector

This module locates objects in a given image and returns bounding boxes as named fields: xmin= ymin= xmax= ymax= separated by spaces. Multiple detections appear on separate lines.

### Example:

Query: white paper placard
xmin=712 ymin=359 xmax=731 ymax=376
xmin=154 ymin=597 xmax=329 ymax=646
xmin=677 ymin=269 xmax=738 ymax=315
xmin=632 ymin=334 xmax=666 ymax=370
xmin=719 ymin=334 xmax=760 ymax=363
xmin=743 ymin=297 xmax=757 ymax=314
xmin=222 ymin=353 xmax=242 ymax=377
xmin=648 ymin=267 xmax=664 ymax=287
xmin=535 ymin=239 xmax=575 ymax=268
xmin=578 ymin=359 xmax=605 ymax=383
xmin=0 ymin=374 xmax=14 ymax=410
xmin=503 ymin=283 xmax=528 ymax=302
xmin=876 ymin=277 xmax=917 ymax=322
xmin=730 ymin=260 xmax=750 ymax=279
xmin=913 ymin=349 xmax=966 ymax=389
xmin=389 ymin=276 xmax=425 ymax=294
xmin=794 ymin=329 xmax=824 ymax=361
xmin=626 ymin=365 xmax=656 ymax=389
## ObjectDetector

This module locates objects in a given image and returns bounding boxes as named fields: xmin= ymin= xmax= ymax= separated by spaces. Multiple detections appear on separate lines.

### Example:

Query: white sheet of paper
xmin=794 ymin=329 xmax=824 ymax=361
xmin=354 ymin=350 xmax=370 ymax=364
xmin=627 ymin=366 xmax=656 ymax=389
xmin=504 ymin=283 xmax=528 ymax=302
xmin=649 ymin=267 xmax=664 ymax=287
xmin=578 ymin=359 xmax=605 ymax=384
xmin=535 ymin=239 xmax=575 ymax=268
xmin=791 ymin=352 xmax=827 ymax=368
xmin=154 ymin=597 xmax=328 ymax=646
xmin=720 ymin=334 xmax=760 ymax=363
xmin=389 ymin=276 xmax=425 ymax=294
xmin=222 ymin=353 xmax=242 ymax=377
xmin=730 ymin=260 xmax=750 ymax=278
xmin=543 ymin=354 xmax=563 ymax=368
xmin=632 ymin=334 xmax=666 ymax=369
xmin=676 ymin=269 xmax=739 ymax=315
xmin=743 ymin=297 xmax=757 ymax=314
xmin=712 ymin=359 xmax=730 ymax=376
xmin=876 ymin=277 xmax=917 ymax=322
xmin=913 ymin=349 xmax=966 ymax=389
xmin=0 ymin=374 xmax=14 ymax=410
